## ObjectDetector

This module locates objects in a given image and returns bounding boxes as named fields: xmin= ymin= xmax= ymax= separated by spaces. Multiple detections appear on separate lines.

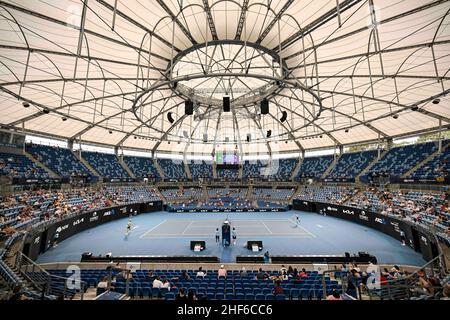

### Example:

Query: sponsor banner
xmin=169 ymin=207 xmax=287 ymax=213
xmin=322 ymin=178 xmax=355 ymax=183
xmin=299 ymin=202 xmax=437 ymax=262
xmin=12 ymin=177 xmax=62 ymax=185
xmin=390 ymin=177 xmax=450 ymax=184
xmin=292 ymin=199 xmax=313 ymax=212
xmin=24 ymin=201 xmax=163 ymax=260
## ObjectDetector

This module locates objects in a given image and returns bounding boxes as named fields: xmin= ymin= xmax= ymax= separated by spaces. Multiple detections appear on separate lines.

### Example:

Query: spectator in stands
xmin=273 ymin=281 xmax=284 ymax=296
xmin=442 ymin=284 xmax=450 ymax=300
xmin=8 ymin=285 xmax=27 ymax=301
xmin=196 ymin=267 xmax=206 ymax=278
xmin=218 ymin=265 xmax=227 ymax=278
xmin=256 ymin=268 xmax=269 ymax=280
xmin=346 ymin=272 xmax=358 ymax=299
xmin=176 ymin=288 xmax=188 ymax=300
xmin=287 ymin=266 xmax=294 ymax=276
xmin=152 ymin=276 xmax=163 ymax=288
xmin=97 ymin=277 xmax=109 ymax=290
xmin=239 ymin=267 xmax=247 ymax=278
xmin=180 ymin=271 xmax=190 ymax=281
xmin=280 ymin=265 xmax=287 ymax=274
xmin=188 ymin=289 xmax=197 ymax=301
xmin=161 ymin=279 xmax=171 ymax=291
xmin=298 ymin=268 xmax=308 ymax=278
xmin=326 ymin=290 xmax=342 ymax=300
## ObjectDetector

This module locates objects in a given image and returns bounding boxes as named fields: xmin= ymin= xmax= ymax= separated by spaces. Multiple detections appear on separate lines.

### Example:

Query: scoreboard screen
xmin=216 ymin=152 xmax=239 ymax=165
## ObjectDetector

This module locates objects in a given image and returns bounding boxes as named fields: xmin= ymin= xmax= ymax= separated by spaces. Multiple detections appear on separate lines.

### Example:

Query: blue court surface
xmin=36 ymin=211 xmax=426 ymax=266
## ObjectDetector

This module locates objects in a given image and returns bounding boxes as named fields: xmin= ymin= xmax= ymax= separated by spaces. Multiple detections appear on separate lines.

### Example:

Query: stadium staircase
xmin=23 ymin=151 xmax=59 ymax=178
xmin=355 ymin=149 xmax=388 ymax=182
xmin=202 ymin=185 xmax=209 ymax=200
xmin=154 ymin=187 xmax=167 ymax=202
xmin=288 ymin=186 xmax=299 ymax=202
xmin=364 ymin=254 xmax=447 ymax=300
xmin=13 ymin=252 xmax=87 ymax=300
xmin=320 ymin=154 xmax=341 ymax=179
xmin=402 ymin=140 xmax=450 ymax=178
xmin=238 ymin=163 xmax=243 ymax=179
xmin=247 ymin=185 xmax=253 ymax=199
xmin=0 ymin=236 xmax=52 ymax=299
xmin=75 ymin=151 xmax=100 ymax=179
xmin=290 ymin=158 xmax=303 ymax=180
xmin=212 ymin=162 xmax=217 ymax=179
xmin=184 ymin=161 xmax=193 ymax=180
xmin=153 ymin=159 xmax=166 ymax=180
xmin=119 ymin=156 xmax=136 ymax=179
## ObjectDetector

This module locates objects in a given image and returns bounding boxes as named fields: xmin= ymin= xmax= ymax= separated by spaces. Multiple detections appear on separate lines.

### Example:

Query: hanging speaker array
xmin=185 ymin=100 xmax=193 ymax=115
xmin=260 ymin=99 xmax=269 ymax=114
xmin=223 ymin=96 xmax=230 ymax=112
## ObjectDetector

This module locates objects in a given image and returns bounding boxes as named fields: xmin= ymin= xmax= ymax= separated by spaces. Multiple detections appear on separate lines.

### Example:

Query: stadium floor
xmin=36 ymin=211 xmax=426 ymax=266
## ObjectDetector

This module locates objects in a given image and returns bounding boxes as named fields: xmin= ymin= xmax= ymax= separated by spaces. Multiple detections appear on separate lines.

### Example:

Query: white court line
xmin=288 ymin=219 xmax=317 ymax=238
xmin=261 ymin=221 xmax=273 ymax=234
xmin=316 ymin=224 xmax=324 ymax=228
xmin=141 ymin=233 xmax=314 ymax=238
xmin=182 ymin=220 xmax=195 ymax=235
xmin=139 ymin=219 xmax=168 ymax=239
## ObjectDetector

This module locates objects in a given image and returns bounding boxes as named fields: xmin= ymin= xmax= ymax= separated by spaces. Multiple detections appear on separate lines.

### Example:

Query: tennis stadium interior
xmin=0 ymin=0 xmax=449 ymax=302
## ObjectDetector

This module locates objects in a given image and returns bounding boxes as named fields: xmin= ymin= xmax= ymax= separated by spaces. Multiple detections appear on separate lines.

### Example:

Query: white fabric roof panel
xmin=0 ymin=0 xmax=448 ymax=156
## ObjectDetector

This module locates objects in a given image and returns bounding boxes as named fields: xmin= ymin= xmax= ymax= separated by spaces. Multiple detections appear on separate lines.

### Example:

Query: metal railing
xmin=365 ymin=254 xmax=446 ymax=300
xmin=14 ymin=252 xmax=87 ymax=300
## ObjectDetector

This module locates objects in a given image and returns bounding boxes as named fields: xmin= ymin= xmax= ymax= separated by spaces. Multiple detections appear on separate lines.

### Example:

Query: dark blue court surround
xmin=35 ymin=211 xmax=426 ymax=266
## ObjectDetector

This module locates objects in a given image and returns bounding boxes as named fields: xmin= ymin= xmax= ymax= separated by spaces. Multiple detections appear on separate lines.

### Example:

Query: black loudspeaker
xmin=185 ymin=100 xmax=193 ymax=115
xmin=167 ymin=112 xmax=174 ymax=124
xmin=358 ymin=251 xmax=369 ymax=258
xmin=266 ymin=130 xmax=272 ymax=138
xmin=203 ymin=134 xmax=208 ymax=143
xmin=260 ymin=99 xmax=269 ymax=114
xmin=280 ymin=111 xmax=287 ymax=123
xmin=82 ymin=252 xmax=92 ymax=260
xmin=246 ymin=134 xmax=251 ymax=142
xmin=246 ymin=241 xmax=263 ymax=250
xmin=190 ymin=241 xmax=206 ymax=251
xmin=223 ymin=96 xmax=230 ymax=112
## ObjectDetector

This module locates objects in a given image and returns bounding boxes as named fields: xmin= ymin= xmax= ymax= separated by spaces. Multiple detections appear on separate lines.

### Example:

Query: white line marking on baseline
xmin=182 ymin=220 xmax=195 ymax=235
xmin=288 ymin=219 xmax=317 ymax=238
xmin=139 ymin=219 xmax=168 ymax=238
xmin=261 ymin=221 xmax=273 ymax=234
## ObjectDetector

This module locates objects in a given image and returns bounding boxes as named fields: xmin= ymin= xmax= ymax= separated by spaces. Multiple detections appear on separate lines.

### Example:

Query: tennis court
xmin=140 ymin=218 xmax=316 ymax=238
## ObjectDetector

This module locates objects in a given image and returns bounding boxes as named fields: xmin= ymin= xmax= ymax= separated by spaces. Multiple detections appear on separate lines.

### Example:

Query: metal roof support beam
xmin=318 ymin=88 xmax=450 ymax=123
xmin=257 ymin=0 xmax=295 ymax=44
xmin=111 ymin=0 xmax=118 ymax=31
xmin=202 ymin=0 xmax=218 ymax=40
xmin=235 ymin=0 xmax=250 ymax=40
xmin=0 ymin=1 xmax=169 ymax=63
xmin=295 ymin=40 xmax=450 ymax=71
xmin=368 ymin=0 xmax=385 ymax=78
xmin=96 ymin=0 xmax=180 ymax=52
xmin=274 ymin=0 xmax=362 ymax=52
xmin=73 ymin=0 xmax=88 ymax=79
xmin=156 ymin=0 xmax=197 ymax=45
xmin=285 ymin=0 xmax=449 ymax=61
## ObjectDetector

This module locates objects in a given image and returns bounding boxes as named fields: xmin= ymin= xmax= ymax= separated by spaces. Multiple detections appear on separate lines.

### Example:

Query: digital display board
xmin=216 ymin=152 xmax=239 ymax=164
